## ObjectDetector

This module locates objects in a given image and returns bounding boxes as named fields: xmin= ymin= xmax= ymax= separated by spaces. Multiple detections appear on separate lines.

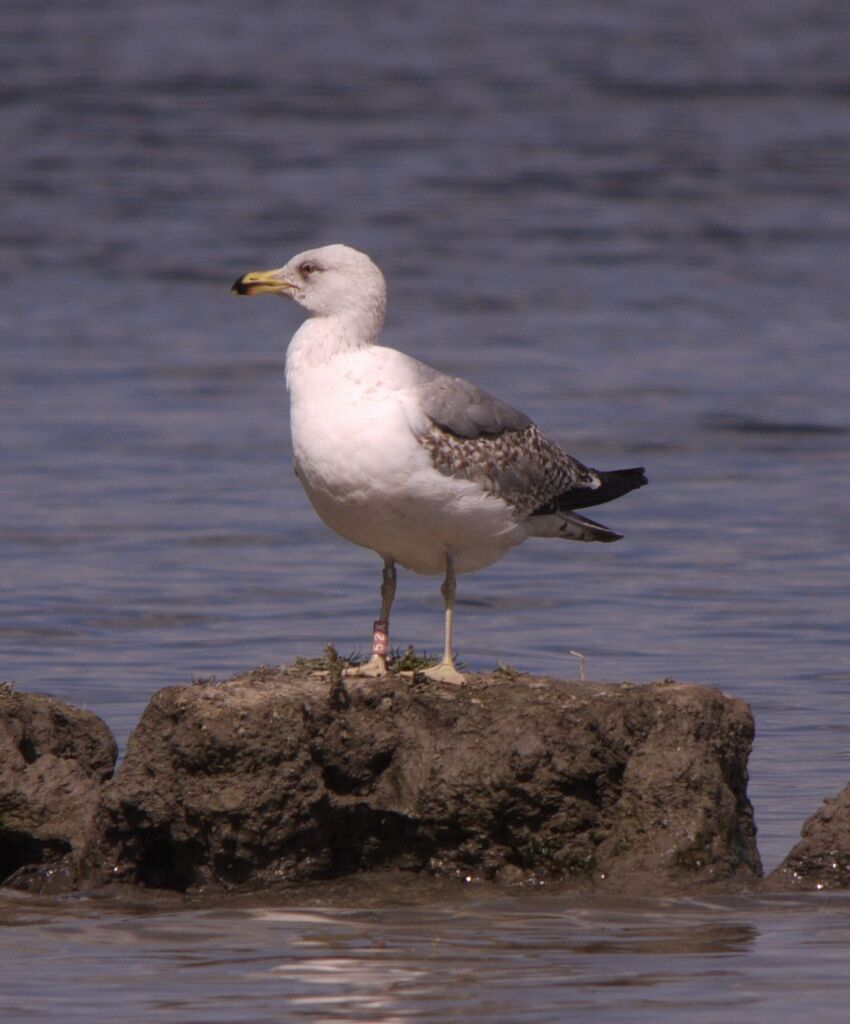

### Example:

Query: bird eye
xmin=299 ymin=261 xmax=317 ymax=277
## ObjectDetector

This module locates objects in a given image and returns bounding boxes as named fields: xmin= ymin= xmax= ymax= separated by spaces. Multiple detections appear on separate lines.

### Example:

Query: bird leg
xmin=345 ymin=558 xmax=396 ymax=678
xmin=423 ymin=554 xmax=465 ymax=685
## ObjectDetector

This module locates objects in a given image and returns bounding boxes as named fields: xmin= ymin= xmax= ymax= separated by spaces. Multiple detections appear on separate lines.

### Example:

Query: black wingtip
xmin=535 ymin=465 xmax=648 ymax=516
xmin=618 ymin=466 xmax=648 ymax=487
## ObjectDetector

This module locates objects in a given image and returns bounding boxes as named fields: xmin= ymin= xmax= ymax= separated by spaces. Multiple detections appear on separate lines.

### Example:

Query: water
xmin=2 ymin=0 xmax=849 ymax=1019
xmin=3 ymin=883 xmax=850 ymax=1023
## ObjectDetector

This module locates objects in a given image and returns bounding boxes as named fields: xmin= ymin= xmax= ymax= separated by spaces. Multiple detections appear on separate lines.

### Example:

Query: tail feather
xmin=529 ymin=509 xmax=623 ymax=543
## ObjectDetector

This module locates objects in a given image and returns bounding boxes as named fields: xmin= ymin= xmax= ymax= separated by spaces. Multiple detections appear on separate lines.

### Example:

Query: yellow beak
xmin=231 ymin=269 xmax=293 ymax=297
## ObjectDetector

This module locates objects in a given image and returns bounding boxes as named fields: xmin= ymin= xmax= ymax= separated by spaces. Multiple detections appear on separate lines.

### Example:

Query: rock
xmin=766 ymin=781 xmax=850 ymax=890
xmin=84 ymin=666 xmax=761 ymax=892
xmin=0 ymin=685 xmax=117 ymax=891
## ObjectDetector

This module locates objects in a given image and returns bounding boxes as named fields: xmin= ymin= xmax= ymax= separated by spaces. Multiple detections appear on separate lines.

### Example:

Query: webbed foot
xmin=343 ymin=656 xmax=389 ymax=679
xmin=422 ymin=661 xmax=465 ymax=685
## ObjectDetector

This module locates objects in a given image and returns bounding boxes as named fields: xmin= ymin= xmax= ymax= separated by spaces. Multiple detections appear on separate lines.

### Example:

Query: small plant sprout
xmin=569 ymin=650 xmax=587 ymax=682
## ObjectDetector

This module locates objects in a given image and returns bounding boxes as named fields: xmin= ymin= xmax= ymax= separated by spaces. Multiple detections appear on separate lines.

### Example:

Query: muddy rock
xmin=766 ymin=781 xmax=850 ymax=890
xmin=0 ymin=685 xmax=117 ymax=890
xmin=84 ymin=666 xmax=761 ymax=892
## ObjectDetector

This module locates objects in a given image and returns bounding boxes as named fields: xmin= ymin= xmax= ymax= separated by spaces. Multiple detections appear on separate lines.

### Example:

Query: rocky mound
xmin=0 ymin=684 xmax=117 ymax=890
xmin=767 ymin=781 xmax=850 ymax=891
xmin=79 ymin=665 xmax=761 ymax=892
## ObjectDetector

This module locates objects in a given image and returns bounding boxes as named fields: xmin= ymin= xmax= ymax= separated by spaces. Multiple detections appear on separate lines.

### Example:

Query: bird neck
xmin=285 ymin=311 xmax=382 ymax=390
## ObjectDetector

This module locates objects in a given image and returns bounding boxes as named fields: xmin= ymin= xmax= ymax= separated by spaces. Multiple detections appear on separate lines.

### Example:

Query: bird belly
xmin=300 ymin=466 xmax=525 ymax=575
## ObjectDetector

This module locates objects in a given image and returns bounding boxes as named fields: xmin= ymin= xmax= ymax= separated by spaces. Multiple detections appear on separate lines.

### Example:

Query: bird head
xmin=232 ymin=243 xmax=387 ymax=326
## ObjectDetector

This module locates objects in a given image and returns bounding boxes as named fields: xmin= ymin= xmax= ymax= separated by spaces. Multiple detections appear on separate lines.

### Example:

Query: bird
xmin=232 ymin=244 xmax=646 ymax=684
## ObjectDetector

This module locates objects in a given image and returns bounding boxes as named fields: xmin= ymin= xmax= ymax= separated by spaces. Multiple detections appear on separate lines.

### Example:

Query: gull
xmin=233 ymin=244 xmax=646 ymax=684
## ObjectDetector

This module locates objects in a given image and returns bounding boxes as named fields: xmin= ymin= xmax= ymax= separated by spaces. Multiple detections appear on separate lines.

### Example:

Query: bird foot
xmin=422 ymin=661 xmax=466 ymax=685
xmin=343 ymin=656 xmax=388 ymax=679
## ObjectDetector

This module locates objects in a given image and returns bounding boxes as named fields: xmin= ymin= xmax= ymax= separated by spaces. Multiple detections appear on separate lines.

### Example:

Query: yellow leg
xmin=345 ymin=558 xmax=396 ymax=678
xmin=423 ymin=554 xmax=465 ymax=685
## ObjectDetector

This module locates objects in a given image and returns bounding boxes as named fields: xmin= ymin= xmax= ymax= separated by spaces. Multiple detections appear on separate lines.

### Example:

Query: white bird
xmin=233 ymin=244 xmax=646 ymax=684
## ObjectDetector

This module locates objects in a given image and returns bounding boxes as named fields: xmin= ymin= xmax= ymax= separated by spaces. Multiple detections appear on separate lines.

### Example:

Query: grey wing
xmin=415 ymin=365 xmax=532 ymax=438
xmin=414 ymin=366 xmax=601 ymax=517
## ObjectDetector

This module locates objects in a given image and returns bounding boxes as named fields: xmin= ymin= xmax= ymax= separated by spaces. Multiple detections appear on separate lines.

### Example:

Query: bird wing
xmin=413 ymin=365 xmax=604 ymax=518
xmin=415 ymin=369 xmax=533 ymax=437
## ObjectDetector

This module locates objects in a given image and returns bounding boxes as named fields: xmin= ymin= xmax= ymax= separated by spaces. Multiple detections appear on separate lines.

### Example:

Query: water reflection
xmin=3 ymin=888 xmax=850 ymax=1022
xmin=570 ymin=923 xmax=757 ymax=957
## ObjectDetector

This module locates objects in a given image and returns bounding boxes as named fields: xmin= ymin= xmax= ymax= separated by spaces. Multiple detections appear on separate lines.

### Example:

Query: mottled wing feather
xmin=418 ymin=420 xmax=601 ymax=518
xmin=414 ymin=364 xmax=607 ymax=518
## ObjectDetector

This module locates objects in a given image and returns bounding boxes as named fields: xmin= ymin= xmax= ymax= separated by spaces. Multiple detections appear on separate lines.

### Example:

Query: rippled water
xmin=2 ymin=1 xmax=850 ymax=1020
xmin=3 ymin=882 xmax=850 ymax=1023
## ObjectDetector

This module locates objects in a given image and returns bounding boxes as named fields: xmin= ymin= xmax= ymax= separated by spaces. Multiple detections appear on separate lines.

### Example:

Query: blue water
xmin=2 ymin=1 xmax=850 ymax=1020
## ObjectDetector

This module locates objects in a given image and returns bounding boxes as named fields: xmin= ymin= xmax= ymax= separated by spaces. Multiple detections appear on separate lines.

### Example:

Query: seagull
xmin=232 ymin=244 xmax=646 ymax=684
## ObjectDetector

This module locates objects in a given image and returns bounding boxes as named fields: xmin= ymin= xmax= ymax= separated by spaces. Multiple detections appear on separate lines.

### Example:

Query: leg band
xmin=372 ymin=620 xmax=389 ymax=658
